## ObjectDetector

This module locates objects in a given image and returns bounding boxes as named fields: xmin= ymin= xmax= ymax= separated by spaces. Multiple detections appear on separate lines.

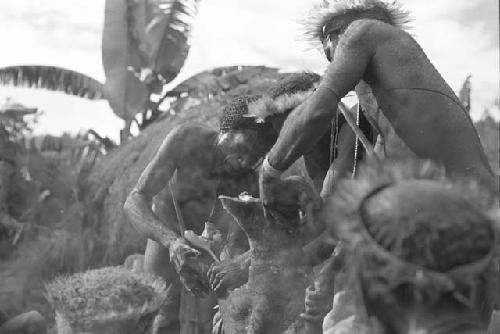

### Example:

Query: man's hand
xmin=300 ymin=243 xmax=347 ymax=330
xmin=207 ymin=257 xmax=249 ymax=296
xmin=169 ymin=238 xmax=209 ymax=297
xmin=260 ymin=162 xmax=321 ymax=227
xmin=259 ymin=157 xmax=303 ymax=225
xmin=259 ymin=165 xmax=283 ymax=221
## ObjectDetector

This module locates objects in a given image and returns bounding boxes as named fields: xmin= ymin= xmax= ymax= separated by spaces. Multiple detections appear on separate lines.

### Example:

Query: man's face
xmin=322 ymin=34 xmax=339 ymax=62
xmin=216 ymin=129 xmax=267 ymax=175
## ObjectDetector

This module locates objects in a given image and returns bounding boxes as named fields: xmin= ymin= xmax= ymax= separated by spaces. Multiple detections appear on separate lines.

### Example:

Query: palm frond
xmin=0 ymin=66 xmax=105 ymax=100
xmin=147 ymin=0 xmax=202 ymax=82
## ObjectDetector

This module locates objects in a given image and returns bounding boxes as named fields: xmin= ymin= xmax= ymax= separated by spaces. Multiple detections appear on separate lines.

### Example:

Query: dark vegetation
xmin=0 ymin=65 xmax=498 ymax=322
xmin=0 ymin=66 xmax=287 ymax=320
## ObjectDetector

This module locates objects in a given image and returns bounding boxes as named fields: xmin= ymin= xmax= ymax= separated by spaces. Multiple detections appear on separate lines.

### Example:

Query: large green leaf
xmin=0 ymin=66 xmax=105 ymax=100
xmin=102 ymin=0 xmax=201 ymax=121
xmin=146 ymin=0 xmax=201 ymax=83
xmin=102 ymin=0 xmax=149 ymax=121
xmin=458 ymin=74 xmax=472 ymax=114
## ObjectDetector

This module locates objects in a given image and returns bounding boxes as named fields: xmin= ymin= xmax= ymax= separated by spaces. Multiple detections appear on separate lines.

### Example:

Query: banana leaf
xmin=102 ymin=0 xmax=149 ymax=121
xmin=458 ymin=74 xmax=472 ymax=114
xmin=146 ymin=0 xmax=201 ymax=83
xmin=0 ymin=66 xmax=105 ymax=100
xmin=102 ymin=0 xmax=201 ymax=121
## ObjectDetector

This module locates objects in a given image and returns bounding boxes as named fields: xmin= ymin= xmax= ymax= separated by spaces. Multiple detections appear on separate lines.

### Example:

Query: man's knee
xmin=123 ymin=253 xmax=145 ymax=273
xmin=153 ymin=291 xmax=182 ymax=334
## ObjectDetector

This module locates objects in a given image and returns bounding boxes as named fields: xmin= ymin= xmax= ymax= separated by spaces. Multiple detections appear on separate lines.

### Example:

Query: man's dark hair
xmin=219 ymin=95 xmax=260 ymax=132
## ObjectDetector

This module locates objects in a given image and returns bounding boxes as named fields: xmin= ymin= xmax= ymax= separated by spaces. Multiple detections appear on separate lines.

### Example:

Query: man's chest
xmin=172 ymin=169 xmax=219 ymax=204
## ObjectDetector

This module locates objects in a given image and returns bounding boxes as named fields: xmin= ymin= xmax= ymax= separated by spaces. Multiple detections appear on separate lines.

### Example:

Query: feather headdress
xmin=322 ymin=157 xmax=499 ymax=302
xmin=302 ymin=0 xmax=413 ymax=47
xmin=247 ymin=72 xmax=320 ymax=122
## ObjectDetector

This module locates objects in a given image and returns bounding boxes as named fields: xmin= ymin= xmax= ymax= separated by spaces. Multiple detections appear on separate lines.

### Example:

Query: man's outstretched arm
xmin=266 ymin=21 xmax=374 ymax=173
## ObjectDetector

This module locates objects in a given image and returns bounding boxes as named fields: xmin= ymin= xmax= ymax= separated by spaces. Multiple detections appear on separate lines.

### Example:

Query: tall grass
xmin=0 ymin=134 xmax=102 ymax=319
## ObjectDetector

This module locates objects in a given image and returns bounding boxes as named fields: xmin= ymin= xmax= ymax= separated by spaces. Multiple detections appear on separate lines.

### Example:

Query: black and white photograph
xmin=0 ymin=0 xmax=498 ymax=333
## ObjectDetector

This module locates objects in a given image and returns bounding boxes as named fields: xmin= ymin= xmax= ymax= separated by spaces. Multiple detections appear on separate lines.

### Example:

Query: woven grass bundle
xmin=46 ymin=266 xmax=168 ymax=334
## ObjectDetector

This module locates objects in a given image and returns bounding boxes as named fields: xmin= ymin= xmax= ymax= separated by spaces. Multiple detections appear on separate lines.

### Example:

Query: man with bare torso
xmin=256 ymin=1 xmax=498 ymax=331
xmin=259 ymin=0 xmax=497 ymax=205
xmin=124 ymin=96 xmax=275 ymax=334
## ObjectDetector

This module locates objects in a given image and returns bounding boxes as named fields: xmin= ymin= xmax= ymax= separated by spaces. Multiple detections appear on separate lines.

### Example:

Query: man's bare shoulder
xmin=155 ymin=122 xmax=217 ymax=160
xmin=165 ymin=122 xmax=216 ymax=148
xmin=343 ymin=19 xmax=411 ymax=46
xmin=161 ymin=122 xmax=219 ymax=166
xmin=169 ymin=122 xmax=218 ymax=141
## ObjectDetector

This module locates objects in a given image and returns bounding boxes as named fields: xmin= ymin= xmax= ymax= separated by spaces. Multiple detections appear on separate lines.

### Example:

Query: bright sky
xmin=0 ymin=0 xmax=498 ymax=142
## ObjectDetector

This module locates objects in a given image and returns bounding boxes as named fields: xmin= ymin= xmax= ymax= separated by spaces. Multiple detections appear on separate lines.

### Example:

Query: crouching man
xmin=123 ymin=96 xmax=277 ymax=334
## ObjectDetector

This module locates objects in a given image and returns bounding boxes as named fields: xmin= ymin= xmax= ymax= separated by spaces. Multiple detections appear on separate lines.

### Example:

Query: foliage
xmin=0 ymin=66 xmax=105 ymax=100
xmin=102 ymin=0 xmax=202 ymax=123
xmin=0 ymin=127 xmax=103 ymax=319
xmin=458 ymin=74 xmax=472 ymax=114
xmin=46 ymin=266 xmax=167 ymax=328
xmin=0 ymin=66 xmax=284 ymax=319
xmin=0 ymin=98 xmax=39 ymax=145
xmin=0 ymin=66 xmax=497 ymax=322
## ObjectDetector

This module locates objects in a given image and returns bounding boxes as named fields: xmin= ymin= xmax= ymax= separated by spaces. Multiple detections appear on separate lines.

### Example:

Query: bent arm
xmin=267 ymin=22 xmax=373 ymax=172
xmin=123 ymin=126 xmax=187 ymax=248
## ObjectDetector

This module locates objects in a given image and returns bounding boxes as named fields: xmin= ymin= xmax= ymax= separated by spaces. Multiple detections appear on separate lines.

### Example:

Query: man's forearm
xmin=302 ymin=230 xmax=336 ymax=267
xmin=268 ymin=88 xmax=340 ymax=171
xmin=124 ymin=190 xmax=180 ymax=248
xmin=235 ymin=250 xmax=251 ymax=270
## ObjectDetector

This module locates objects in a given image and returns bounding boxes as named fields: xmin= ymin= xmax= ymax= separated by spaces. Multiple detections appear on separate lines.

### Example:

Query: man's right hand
xmin=208 ymin=257 xmax=249 ymax=296
xmin=169 ymin=238 xmax=210 ymax=297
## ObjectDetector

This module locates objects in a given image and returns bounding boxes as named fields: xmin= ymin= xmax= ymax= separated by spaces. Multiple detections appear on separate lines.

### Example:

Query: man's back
xmin=352 ymin=20 xmax=493 ymax=185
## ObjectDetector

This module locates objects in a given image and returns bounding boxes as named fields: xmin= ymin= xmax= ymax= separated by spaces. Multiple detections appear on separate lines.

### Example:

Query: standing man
xmin=259 ymin=0 xmax=497 ymax=207
xmin=124 ymin=95 xmax=276 ymax=334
